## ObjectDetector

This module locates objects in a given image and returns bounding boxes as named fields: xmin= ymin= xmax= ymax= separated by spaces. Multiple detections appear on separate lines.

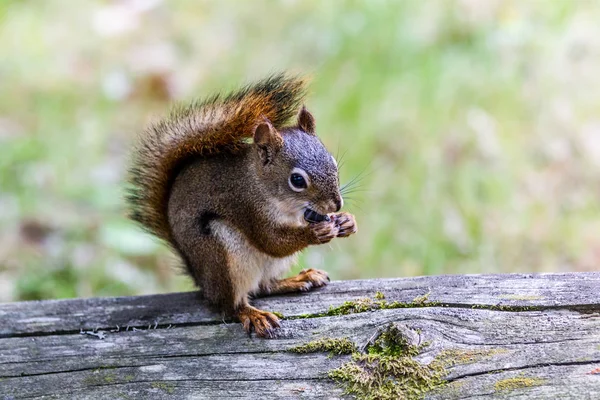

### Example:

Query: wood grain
xmin=1 ymin=273 xmax=599 ymax=399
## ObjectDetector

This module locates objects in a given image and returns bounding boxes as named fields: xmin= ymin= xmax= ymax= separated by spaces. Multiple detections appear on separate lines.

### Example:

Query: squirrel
xmin=126 ymin=74 xmax=357 ymax=337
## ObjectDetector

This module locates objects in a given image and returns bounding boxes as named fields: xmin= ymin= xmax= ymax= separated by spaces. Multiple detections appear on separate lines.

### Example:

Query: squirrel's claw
xmin=241 ymin=316 xmax=252 ymax=335
xmin=310 ymin=220 xmax=338 ymax=244
xmin=237 ymin=306 xmax=281 ymax=338
xmin=298 ymin=268 xmax=330 ymax=288
xmin=332 ymin=212 xmax=357 ymax=238
xmin=309 ymin=212 xmax=357 ymax=243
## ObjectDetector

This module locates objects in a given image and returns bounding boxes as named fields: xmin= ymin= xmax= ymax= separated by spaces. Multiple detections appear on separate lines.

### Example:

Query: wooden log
xmin=0 ymin=272 xmax=599 ymax=399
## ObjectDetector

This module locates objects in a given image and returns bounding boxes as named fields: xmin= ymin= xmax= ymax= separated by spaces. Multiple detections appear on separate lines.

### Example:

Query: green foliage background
xmin=1 ymin=1 xmax=600 ymax=301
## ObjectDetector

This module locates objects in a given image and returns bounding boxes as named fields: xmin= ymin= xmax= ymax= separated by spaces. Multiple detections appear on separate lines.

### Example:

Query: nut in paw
xmin=332 ymin=212 xmax=357 ymax=238
xmin=310 ymin=220 xmax=338 ymax=243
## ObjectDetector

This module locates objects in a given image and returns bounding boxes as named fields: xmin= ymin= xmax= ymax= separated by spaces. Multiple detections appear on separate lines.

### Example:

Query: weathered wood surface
xmin=0 ymin=272 xmax=599 ymax=399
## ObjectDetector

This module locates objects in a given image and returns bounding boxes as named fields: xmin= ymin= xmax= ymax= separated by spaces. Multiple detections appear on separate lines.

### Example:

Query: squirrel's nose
xmin=334 ymin=196 xmax=343 ymax=212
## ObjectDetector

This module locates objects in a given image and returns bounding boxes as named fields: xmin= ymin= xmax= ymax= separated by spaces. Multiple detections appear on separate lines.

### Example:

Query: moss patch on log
xmin=436 ymin=348 xmax=508 ymax=367
xmin=290 ymin=337 xmax=356 ymax=356
xmin=499 ymin=294 xmax=543 ymax=301
xmin=290 ymin=324 xmax=445 ymax=400
xmin=151 ymin=382 xmax=175 ymax=394
xmin=317 ymin=293 xmax=441 ymax=318
xmin=83 ymin=370 xmax=117 ymax=386
xmin=296 ymin=291 xmax=546 ymax=320
xmin=494 ymin=375 xmax=545 ymax=392
xmin=294 ymin=292 xmax=441 ymax=319
xmin=471 ymin=304 xmax=541 ymax=312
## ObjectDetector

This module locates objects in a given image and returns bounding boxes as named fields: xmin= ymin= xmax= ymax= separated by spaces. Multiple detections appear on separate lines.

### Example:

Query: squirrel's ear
xmin=254 ymin=118 xmax=283 ymax=165
xmin=297 ymin=105 xmax=316 ymax=135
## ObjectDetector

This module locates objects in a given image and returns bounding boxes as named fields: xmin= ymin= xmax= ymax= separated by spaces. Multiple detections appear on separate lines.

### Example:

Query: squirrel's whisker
xmin=340 ymin=162 xmax=378 ymax=193
xmin=336 ymin=148 xmax=349 ymax=171
xmin=341 ymin=188 xmax=371 ymax=196
xmin=340 ymin=171 xmax=368 ymax=193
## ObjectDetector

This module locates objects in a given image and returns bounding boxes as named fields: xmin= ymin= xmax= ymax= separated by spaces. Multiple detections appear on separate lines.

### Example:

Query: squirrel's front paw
xmin=332 ymin=212 xmax=357 ymax=238
xmin=309 ymin=220 xmax=338 ymax=244
xmin=236 ymin=305 xmax=280 ymax=338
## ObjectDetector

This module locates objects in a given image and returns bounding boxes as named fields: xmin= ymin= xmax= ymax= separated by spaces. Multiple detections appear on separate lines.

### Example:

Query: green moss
xmin=411 ymin=292 xmax=430 ymax=305
xmin=124 ymin=374 xmax=135 ymax=383
xmin=365 ymin=325 xmax=420 ymax=358
xmin=494 ymin=375 xmax=545 ymax=392
xmin=151 ymin=382 xmax=175 ymax=394
xmin=291 ymin=324 xmax=445 ymax=399
xmin=436 ymin=348 xmax=507 ymax=367
xmin=471 ymin=304 xmax=540 ymax=312
xmin=330 ymin=325 xmax=445 ymax=399
xmin=499 ymin=294 xmax=543 ymax=301
xmin=316 ymin=293 xmax=441 ymax=318
xmin=292 ymin=293 xmax=444 ymax=320
xmin=83 ymin=370 xmax=117 ymax=386
xmin=323 ymin=297 xmax=377 ymax=316
xmin=290 ymin=337 xmax=356 ymax=356
xmin=272 ymin=311 xmax=284 ymax=319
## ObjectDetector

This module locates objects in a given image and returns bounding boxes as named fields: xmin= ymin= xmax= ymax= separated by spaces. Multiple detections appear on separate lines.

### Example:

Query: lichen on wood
xmin=289 ymin=337 xmax=356 ymax=356
xmin=151 ymin=382 xmax=175 ymax=394
xmin=499 ymin=294 xmax=543 ymax=301
xmin=314 ymin=293 xmax=441 ymax=318
xmin=436 ymin=348 xmax=508 ymax=367
xmin=494 ymin=375 xmax=546 ymax=392
xmin=290 ymin=323 xmax=446 ymax=400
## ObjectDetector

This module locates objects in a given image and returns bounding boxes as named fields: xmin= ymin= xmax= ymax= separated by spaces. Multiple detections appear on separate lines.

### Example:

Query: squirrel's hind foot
xmin=236 ymin=305 xmax=281 ymax=338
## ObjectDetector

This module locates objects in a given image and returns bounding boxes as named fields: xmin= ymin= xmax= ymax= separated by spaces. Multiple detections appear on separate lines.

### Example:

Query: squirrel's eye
xmin=289 ymin=172 xmax=308 ymax=191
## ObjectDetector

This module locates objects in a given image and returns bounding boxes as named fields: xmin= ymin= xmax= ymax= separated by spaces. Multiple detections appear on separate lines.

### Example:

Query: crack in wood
xmin=0 ymin=364 xmax=148 ymax=379
xmin=447 ymin=359 xmax=600 ymax=382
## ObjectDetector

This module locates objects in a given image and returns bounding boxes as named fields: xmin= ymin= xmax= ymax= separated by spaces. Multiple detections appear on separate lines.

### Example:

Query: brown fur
xmin=126 ymin=74 xmax=357 ymax=337
xmin=126 ymin=74 xmax=307 ymax=245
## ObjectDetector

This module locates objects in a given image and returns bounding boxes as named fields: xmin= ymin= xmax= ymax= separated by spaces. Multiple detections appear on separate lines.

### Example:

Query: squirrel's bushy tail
xmin=126 ymin=73 xmax=307 ymax=244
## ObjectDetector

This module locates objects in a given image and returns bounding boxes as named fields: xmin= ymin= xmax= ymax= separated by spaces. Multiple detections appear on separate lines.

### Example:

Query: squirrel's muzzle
xmin=304 ymin=209 xmax=330 ymax=223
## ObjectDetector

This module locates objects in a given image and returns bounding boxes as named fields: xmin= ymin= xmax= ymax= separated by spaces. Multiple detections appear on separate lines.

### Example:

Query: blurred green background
xmin=1 ymin=0 xmax=600 ymax=302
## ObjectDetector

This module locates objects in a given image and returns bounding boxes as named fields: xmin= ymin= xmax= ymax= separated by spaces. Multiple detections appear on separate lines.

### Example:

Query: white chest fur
xmin=211 ymin=221 xmax=296 ymax=306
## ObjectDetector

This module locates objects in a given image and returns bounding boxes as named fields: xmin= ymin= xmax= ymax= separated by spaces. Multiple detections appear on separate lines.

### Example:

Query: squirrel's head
xmin=252 ymin=107 xmax=342 ymax=225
